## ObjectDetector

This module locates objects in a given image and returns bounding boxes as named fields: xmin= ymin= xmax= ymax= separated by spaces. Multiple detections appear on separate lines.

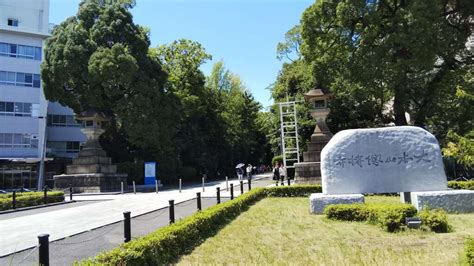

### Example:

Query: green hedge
xmin=419 ymin=207 xmax=451 ymax=233
xmin=271 ymin=155 xmax=283 ymax=166
xmin=324 ymin=203 xmax=418 ymax=232
xmin=0 ymin=191 xmax=64 ymax=211
xmin=465 ymin=237 xmax=474 ymax=265
xmin=80 ymin=187 xmax=267 ymax=265
xmin=447 ymin=180 xmax=474 ymax=190
xmin=79 ymin=186 xmax=323 ymax=265
xmin=264 ymin=185 xmax=322 ymax=197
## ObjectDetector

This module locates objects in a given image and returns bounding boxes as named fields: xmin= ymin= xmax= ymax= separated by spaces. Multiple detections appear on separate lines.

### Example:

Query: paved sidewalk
xmin=0 ymin=197 xmax=230 ymax=265
xmin=0 ymin=173 xmax=272 ymax=258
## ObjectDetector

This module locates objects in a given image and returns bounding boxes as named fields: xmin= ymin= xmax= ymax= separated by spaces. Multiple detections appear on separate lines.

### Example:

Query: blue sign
xmin=144 ymin=162 xmax=156 ymax=185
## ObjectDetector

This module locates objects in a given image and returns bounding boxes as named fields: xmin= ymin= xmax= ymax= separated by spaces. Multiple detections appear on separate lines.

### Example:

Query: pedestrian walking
xmin=273 ymin=163 xmax=280 ymax=185
xmin=279 ymin=164 xmax=286 ymax=186
xmin=246 ymin=164 xmax=253 ymax=179
xmin=235 ymin=163 xmax=245 ymax=180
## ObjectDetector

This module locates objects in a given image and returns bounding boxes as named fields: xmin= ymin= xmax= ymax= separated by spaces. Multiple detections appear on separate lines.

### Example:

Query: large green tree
xmin=208 ymin=61 xmax=270 ymax=167
xmin=41 ymin=0 xmax=179 ymax=178
xmin=300 ymin=0 xmax=473 ymax=126
xmin=154 ymin=40 xmax=231 ymax=178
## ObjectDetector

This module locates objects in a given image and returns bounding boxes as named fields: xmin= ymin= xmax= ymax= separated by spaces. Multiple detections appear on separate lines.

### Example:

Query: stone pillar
xmin=294 ymin=89 xmax=333 ymax=184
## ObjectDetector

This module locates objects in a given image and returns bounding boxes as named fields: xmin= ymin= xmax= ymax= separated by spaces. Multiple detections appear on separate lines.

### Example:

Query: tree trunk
xmin=393 ymin=87 xmax=408 ymax=125
xmin=413 ymin=110 xmax=426 ymax=128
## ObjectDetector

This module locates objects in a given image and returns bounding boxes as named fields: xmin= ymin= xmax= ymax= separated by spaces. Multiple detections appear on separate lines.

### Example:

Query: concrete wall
xmin=0 ymin=0 xmax=85 ymax=161
xmin=0 ymin=0 xmax=49 ymax=35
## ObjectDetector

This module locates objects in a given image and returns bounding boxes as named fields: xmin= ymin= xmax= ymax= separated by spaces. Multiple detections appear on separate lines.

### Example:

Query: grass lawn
xmin=178 ymin=196 xmax=474 ymax=265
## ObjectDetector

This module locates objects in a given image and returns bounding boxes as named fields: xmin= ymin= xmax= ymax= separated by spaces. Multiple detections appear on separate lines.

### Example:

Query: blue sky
xmin=49 ymin=0 xmax=314 ymax=109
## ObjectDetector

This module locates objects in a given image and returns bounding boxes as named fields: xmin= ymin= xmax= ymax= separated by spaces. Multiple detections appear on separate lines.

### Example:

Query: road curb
xmin=0 ymin=200 xmax=76 ymax=215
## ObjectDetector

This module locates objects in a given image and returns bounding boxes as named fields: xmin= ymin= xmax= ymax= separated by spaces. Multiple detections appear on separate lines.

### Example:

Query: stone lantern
xmin=77 ymin=110 xmax=109 ymax=151
xmin=53 ymin=111 xmax=127 ymax=193
xmin=294 ymin=88 xmax=333 ymax=184
xmin=304 ymin=88 xmax=333 ymax=139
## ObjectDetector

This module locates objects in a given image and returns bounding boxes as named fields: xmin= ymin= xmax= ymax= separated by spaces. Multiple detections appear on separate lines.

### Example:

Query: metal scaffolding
xmin=278 ymin=100 xmax=301 ymax=169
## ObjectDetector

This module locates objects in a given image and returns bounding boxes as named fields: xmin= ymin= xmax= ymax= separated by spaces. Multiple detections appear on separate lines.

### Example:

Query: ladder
xmin=278 ymin=101 xmax=301 ymax=169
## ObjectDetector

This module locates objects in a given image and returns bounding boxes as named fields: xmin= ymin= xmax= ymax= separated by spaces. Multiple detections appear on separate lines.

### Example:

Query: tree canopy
xmin=269 ymin=0 xmax=473 ymax=172
xmin=300 ymin=0 xmax=473 ymax=126
xmin=42 ymin=0 xmax=272 ymax=182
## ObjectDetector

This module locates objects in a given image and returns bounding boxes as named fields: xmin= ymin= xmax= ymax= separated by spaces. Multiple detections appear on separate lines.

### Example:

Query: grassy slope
xmin=178 ymin=196 xmax=474 ymax=265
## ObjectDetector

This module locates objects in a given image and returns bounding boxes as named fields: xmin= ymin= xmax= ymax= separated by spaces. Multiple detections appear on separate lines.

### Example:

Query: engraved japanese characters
xmin=320 ymin=126 xmax=447 ymax=195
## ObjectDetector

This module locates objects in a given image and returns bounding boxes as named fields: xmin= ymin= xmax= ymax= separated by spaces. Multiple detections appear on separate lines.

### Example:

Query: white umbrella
xmin=235 ymin=163 xmax=245 ymax=168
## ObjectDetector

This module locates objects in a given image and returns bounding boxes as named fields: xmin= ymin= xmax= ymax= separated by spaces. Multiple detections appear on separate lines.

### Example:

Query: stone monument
xmin=294 ymin=88 xmax=333 ymax=184
xmin=54 ymin=111 xmax=127 ymax=193
xmin=310 ymin=126 xmax=474 ymax=214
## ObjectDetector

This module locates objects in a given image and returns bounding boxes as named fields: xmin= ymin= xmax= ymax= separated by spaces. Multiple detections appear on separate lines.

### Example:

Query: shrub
xmin=324 ymin=204 xmax=369 ymax=221
xmin=117 ymin=161 xmax=144 ymax=185
xmin=79 ymin=188 xmax=267 ymax=265
xmin=324 ymin=203 xmax=417 ymax=232
xmin=264 ymin=185 xmax=322 ymax=197
xmin=419 ymin=207 xmax=451 ymax=233
xmin=179 ymin=166 xmax=197 ymax=180
xmin=447 ymin=180 xmax=474 ymax=190
xmin=377 ymin=209 xmax=405 ymax=232
xmin=465 ymin=237 xmax=474 ymax=265
xmin=271 ymin=155 xmax=283 ymax=166
xmin=0 ymin=191 xmax=64 ymax=211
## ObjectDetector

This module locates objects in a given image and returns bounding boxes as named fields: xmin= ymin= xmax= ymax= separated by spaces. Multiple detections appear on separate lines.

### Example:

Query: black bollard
xmin=196 ymin=192 xmax=202 ymax=211
xmin=240 ymin=181 xmax=244 ymax=195
xmin=230 ymin=183 xmax=234 ymax=200
xmin=12 ymin=190 xmax=16 ymax=209
xmin=216 ymin=187 xmax=221 ymax=204
xmin=43 ymin=187 xmax=48 ymax=204
xmin=248 ymin=179 xmax=251 ymax=191
xmin=169 ymin=200 xmax=175 ymax=224
xmin=38 ymin=234 xmax=49 ymax=266
xmin=69 ymin=186 xmax=73 ymax=201
xmin=123 ymin=211 xmax=131 ymax=243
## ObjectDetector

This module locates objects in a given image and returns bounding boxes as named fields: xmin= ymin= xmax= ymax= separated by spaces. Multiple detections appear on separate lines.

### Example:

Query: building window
xmin=0 ymin=101 xmax=32 ymax=116
xmin=0 ymin=71 xmax=40 ymax=87
xmin=7 ymin=18 xmax=19 ymax=27
xmin=47 ymin=115 xmax=80 ymax=127
xmin=33 ymin=74 xmax=41 ymax=87
xmin=47 ymin=141 xmax=81 ymax=153
xmin=0 ymin=42 xmax=42 ymax=60
xmin=0 ymin=133 xmax=36 ymax=148
xmin=0 ymin=71 xmax=16 ymax=85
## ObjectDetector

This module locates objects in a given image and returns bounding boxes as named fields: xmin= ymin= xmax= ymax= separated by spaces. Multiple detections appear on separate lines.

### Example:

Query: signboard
xmin=144 ymin=162 xmax=156 ymax=185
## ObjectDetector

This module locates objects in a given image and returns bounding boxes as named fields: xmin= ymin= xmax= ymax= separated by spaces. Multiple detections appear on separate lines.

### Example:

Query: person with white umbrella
xmin=235 ymin=163 xmax=245 ymax=180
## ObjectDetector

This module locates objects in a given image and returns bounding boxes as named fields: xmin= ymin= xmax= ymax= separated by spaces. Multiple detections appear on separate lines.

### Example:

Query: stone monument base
xmin=54 ymin=173 xmax=127 ymax=193
xmin=294 ymin=162 xmax=321 ymax=184
xmin=310 ymin=193 xmax=364 ymax=214
xmin=407 ymin=190 xmax=474 ymax=213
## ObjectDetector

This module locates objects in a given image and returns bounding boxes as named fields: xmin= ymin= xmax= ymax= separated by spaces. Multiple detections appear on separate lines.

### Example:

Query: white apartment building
xmin=0 ymin=0 xmax=86 ymax=190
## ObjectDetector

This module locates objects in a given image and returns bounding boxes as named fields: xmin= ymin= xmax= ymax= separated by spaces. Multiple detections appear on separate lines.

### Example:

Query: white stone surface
xmin=321 ymin=126 xmax=447 ymax=194
xmin=309 ymin=193 xmax=364 ymax=214
xmin=411 ymin=190 xmax=474 ymax=213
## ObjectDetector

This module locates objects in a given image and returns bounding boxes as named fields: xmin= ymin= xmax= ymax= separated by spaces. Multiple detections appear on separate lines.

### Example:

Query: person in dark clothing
xmin=273 ymin=164 xmax=280 ymax=186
